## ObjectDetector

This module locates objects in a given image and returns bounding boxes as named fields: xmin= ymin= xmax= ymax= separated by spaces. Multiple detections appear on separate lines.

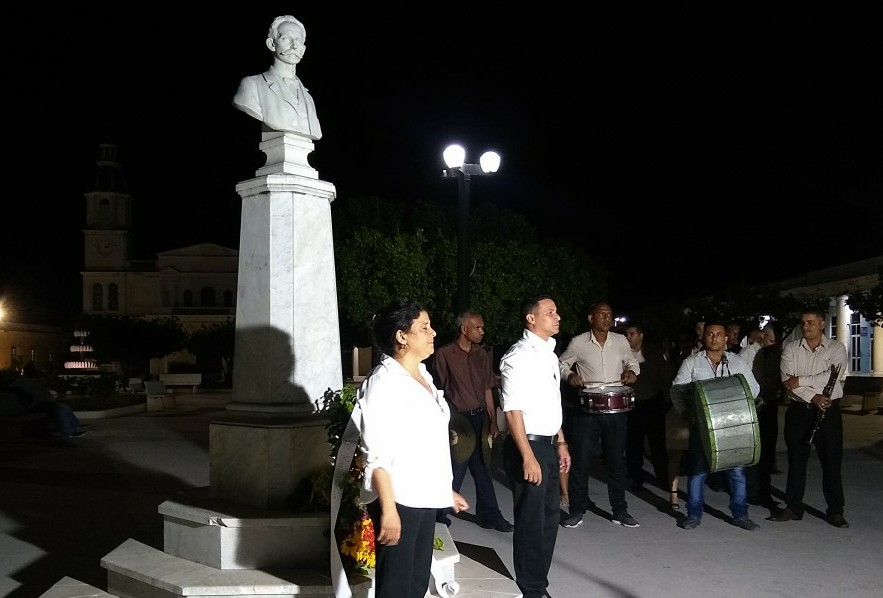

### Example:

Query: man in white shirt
xmin=500 ymin=294 xmax=571 ymax=598
xmin=670 ymin=322 xmax=760 ymax=531
xmin=739 ymin=327 xmax=764 ymax=369
xmin=769 ymin=309 xmax=849 ymax=528
xmin=558 ymin=302 xmax=640 ymax=529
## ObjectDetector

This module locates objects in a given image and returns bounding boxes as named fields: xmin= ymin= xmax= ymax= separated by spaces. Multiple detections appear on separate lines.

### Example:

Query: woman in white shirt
xmin=359 ymin=299 xmax=469 ymax=597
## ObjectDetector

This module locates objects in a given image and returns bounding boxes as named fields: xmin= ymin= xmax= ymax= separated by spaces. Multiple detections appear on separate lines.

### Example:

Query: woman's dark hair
xmin=372 ymin=298 xmax=425 ymax=357
xmin=763 ymin=320 xmax=785 ymax=347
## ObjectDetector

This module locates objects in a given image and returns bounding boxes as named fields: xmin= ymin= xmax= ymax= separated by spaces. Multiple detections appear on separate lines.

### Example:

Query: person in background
xmin=739 ymin=327 xmax=764 ymax=369
xmin=726 ymin=321 xmax=743 ymax=354
xmin=664 ymin=326 xmax=696 ymax=511
xmin=358 ymin=299 xmax=469 ymax=597
xmin=558 ymin=355 xmax=581 ymax=510
xmin=11 ymin=361 xmax=86 ymax=439
xmin=432 ymin=310 xmax=513 ymax=532
xmin=770 ymin=309 xmax=849 ymax=528
xmin=500 ymin=294 xmax=571 ymax=598
xmin=746 ymin=320 xmax=785 ymax=509
xmin=670 ymin=322 xmax=761 ymax=531
xmin=691 ymin=320 xmax=706 ymax=355
xmin=623 ymin=323 xmax=669 ymax=491
xmin=558 ymin=302 xmax=640 ymax=529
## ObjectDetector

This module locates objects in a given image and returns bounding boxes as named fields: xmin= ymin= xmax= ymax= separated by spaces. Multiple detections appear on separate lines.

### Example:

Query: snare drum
xmin=579 ymin=385 xmax=635 ymax=414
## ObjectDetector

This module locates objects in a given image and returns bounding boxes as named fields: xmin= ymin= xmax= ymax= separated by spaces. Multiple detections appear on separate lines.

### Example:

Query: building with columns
xmin=774 ymin=255 xmax=883 ymax=375
xmin=78 ymin=139 xmax=238 ymax=374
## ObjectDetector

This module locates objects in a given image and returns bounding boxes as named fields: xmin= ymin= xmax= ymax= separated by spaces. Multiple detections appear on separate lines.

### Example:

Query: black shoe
xmin=679 ymin=517 xmax=701 ymax=530
xmin=612 ymin=512 xmax=640 ymax=528
xmin=479 ymin=518 xmax=514 ymax=532
xmin=732 ymin=516 xmax=759 ymax=531
xmin=561 ymin=512 xmax=584 ymax=528
xmin=70 ymin=429 xmax=88 ymax=438
xmin=768 ymin=507 xmax=803 ymax=522
xmin=826 ymin=513 xmax=849 ymax=528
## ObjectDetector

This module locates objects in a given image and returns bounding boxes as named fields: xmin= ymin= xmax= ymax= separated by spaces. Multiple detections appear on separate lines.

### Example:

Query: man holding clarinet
xmin=770 ymin=309 xmax=850 ymax=528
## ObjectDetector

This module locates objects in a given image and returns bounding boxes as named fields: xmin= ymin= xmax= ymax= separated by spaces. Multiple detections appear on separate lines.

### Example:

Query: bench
xmin=144 ymin=380 xmax=176 ymax=412
xmin=159 ymin=373 xmax=202 ymax=393
xmin=841 ymin=375 xmax=883 ymax=414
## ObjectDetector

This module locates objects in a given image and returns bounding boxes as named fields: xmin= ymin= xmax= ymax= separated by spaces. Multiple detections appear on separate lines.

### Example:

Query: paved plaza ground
xmin=1 ymin=396 xmax=882 ymax=597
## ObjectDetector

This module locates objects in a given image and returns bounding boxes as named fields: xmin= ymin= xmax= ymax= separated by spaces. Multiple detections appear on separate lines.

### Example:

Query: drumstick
xmin=574 ymin=365 xmax=621 ymax=388
xmin=582 ymin=381 xmax=623 ymax=389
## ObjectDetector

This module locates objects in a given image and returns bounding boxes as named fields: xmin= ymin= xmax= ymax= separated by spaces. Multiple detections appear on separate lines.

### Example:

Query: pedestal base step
xmin=39 ymin=576 xmax=116 ymax=598
xmin=101 ymin=538 xmax=371 ymax=598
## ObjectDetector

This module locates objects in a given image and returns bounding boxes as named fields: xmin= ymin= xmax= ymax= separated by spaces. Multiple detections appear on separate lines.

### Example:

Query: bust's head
xmin=266 ymin=16 xmax=306 ymax=65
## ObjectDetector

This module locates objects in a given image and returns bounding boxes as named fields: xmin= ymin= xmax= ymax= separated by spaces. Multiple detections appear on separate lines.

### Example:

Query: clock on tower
xmin=97 ymin=237 xmax=116 ymax=256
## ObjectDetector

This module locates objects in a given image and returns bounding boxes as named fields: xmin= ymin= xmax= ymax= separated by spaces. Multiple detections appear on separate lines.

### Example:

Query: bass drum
xmin=692 ymin=374 xmax=760 ymax=472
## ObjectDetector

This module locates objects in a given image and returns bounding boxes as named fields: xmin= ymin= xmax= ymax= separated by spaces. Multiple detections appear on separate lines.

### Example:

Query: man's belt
xmin=525 ymin=434 xmax=556 ymax=444
xmin=458 ymin=407 xmax=486 ymax=415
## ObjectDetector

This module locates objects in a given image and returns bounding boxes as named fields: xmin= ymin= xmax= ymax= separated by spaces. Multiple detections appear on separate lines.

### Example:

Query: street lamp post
xmin=442 ymin=144 xmax=501 ymax=313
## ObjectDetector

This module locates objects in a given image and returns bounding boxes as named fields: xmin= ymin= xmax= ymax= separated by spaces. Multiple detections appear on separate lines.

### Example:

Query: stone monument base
xmin=209 ymin=414 xmax=330 ymax=510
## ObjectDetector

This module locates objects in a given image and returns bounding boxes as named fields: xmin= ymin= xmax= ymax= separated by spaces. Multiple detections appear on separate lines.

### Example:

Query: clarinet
xmin=805 ymin=364 xmax=842 ymax=445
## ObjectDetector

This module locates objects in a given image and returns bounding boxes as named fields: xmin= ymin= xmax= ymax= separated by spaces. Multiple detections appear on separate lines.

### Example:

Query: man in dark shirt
xmin=432 ymin=310 xmax=513 ymax=532
xmin=624 ymin=324 xmax=669 ymax=490
xmin=726 ymin=321 xmax=743 ymax=354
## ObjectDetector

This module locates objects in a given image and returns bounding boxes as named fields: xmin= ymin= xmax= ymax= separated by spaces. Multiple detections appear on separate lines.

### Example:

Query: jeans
xmin=686 ymin=467 xmax=748 ymax=520
xmin=35 ymin=401 xmax=80 ymax=437
xmin=685 ymin=424 xmax=748 ymax=520
xmin=438 ymin=410 xmax=504 ymax=525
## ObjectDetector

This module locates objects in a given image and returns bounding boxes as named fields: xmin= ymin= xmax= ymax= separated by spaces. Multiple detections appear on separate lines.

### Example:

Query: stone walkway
xmin=1 ymin=398 xmax=882 ymax=597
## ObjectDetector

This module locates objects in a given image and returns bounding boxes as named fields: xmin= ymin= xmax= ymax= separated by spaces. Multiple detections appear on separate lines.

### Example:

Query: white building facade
xmin=774 ymin=256 xmax=883 ymax=375
xmin=79 ymin=140 xmax=238 ymax=373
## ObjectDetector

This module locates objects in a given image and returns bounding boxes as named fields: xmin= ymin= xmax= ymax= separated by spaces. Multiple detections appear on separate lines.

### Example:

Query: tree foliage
xmin=637 ymin=284 xmax=832 ymax=345
xmin=846 ymin=266 xmax=883 ymax=326
xmin=335 ymin=228 xmax=444 ymax=347
xmin=187 ymin=320 xmax=236 ymax=378
xmin=332 ymin=196 xmax=606 ymax=350
xmin=74 ymin=314 xmax=186 ymax=375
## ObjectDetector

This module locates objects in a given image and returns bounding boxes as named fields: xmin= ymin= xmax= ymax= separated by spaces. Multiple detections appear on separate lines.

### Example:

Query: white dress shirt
xmin=558 ymin=330 xmax=640 ymax=385
xmin=670 ymin=350 xmax=760 ymax=414
xmin=780 ymin=336 xmax=847 ymax=403
xmin=358 ymin=355 xmax=454 ymax=509
xmin=499 ymin=329 xmax=562 ymax=436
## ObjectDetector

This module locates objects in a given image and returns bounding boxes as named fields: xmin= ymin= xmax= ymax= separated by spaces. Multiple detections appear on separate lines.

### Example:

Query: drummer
xmin=670 ymin=321 xmax=761 ymax=531
xmin=558 ymin=302 xmax=641 ymax=529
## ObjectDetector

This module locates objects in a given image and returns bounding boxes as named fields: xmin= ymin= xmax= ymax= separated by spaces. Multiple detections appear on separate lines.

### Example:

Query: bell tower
xmin=83 ymin=136 xmax=133 ymax=270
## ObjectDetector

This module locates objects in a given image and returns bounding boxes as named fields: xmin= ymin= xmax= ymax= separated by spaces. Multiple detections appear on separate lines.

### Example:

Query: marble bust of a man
xmin=232 ymin=15 xmax=322 ymax=139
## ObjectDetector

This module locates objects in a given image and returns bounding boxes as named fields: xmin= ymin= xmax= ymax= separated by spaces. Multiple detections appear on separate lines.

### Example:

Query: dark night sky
xmin=3 ymin=3 xmax=882 ymax=324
